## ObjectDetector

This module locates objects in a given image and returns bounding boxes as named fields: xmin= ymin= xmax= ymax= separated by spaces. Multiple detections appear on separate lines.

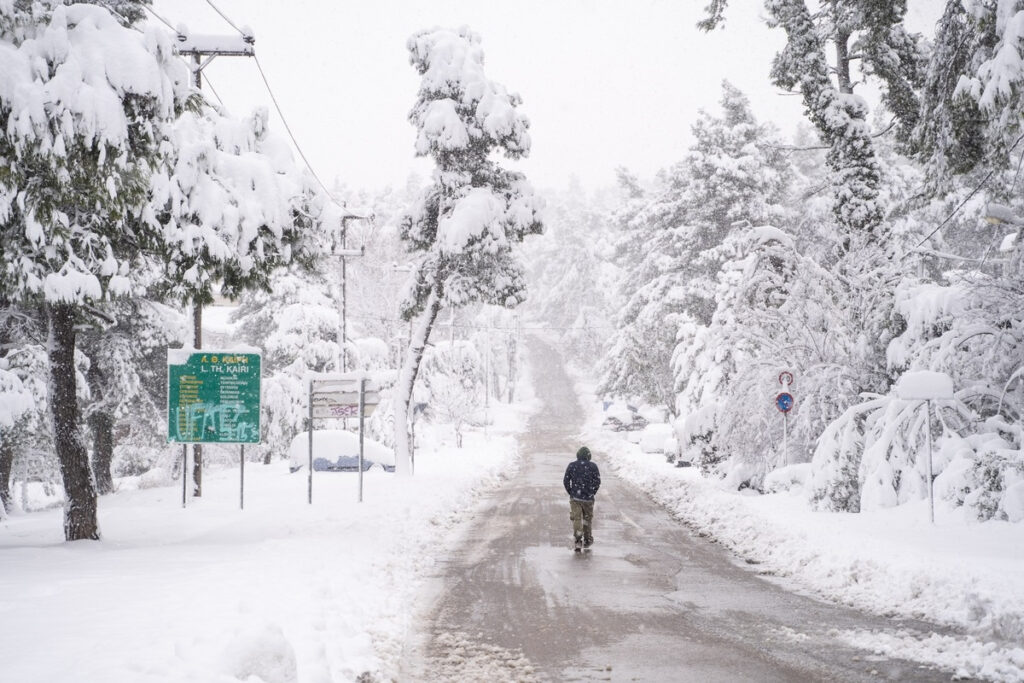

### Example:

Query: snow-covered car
xmin=288 ymin=429 xmax=395 ymax=473
xmin=638 ymin=423 xmax=676 ymax=454
xmin=601 ymin=402 xmax=648 ymax=432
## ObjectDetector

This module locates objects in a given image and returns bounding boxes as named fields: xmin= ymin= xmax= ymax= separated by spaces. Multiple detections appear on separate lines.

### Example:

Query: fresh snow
xmin=0 ymin=390 xmax=537 ymax=682
xmin=574 ymin=372 xmax=1024 ymax=682
xmin=895 ymin=370 xmax=956 ymax=401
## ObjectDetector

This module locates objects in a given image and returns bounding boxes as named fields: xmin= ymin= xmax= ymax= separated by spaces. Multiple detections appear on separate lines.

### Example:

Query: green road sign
xmin=167 ymin=351 xmax=261 ymax=444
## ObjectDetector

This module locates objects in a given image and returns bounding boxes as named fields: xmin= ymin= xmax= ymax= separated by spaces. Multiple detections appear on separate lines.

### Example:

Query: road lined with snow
xmin=403 ymin=336 xmax=962 ymax=681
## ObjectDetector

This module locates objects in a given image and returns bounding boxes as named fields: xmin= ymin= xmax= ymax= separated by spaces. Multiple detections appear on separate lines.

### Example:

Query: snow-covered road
xmin=404 ymin=336 xmax=963 ymax=681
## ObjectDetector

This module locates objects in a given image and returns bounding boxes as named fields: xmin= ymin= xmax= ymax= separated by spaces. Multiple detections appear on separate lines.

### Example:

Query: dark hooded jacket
xmin=563 ymin=448 xmax=601 ymax=501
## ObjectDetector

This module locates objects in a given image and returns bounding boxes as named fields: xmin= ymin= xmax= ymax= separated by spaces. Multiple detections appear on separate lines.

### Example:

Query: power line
xmin=142 ymin=1 xmax=344 ymax=211
xmin=201 ymin=73 xmax=227 ymax=109
xmin=344 ymin=313 xmax=614 ymax=333
xmin=204 ymin=0 xmax=247 ymax=37
xmin=141 ymin=2 xmax=178 ymax=33
xmin=197 ymin=0 xmax=343 ymax=208
xmin=252 ymin=53 xmax=342 ymax=208
xmin=914 ymin=130 xmax=1024 ymax=250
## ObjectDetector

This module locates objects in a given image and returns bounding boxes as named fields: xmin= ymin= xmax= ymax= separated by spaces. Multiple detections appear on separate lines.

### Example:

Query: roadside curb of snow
xmin=586 ymin=430 xmax=1024 ymax=681
xmin=567 ymin=366 xmax=1024 ymax=681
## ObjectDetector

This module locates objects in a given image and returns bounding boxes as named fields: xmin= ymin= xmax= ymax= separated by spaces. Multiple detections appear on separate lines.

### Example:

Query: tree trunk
xmin=89 ymin=411 xmax=115 ymax=495
xmin=48 ymin=302 xmax=100 ymax=541
xmin=393 ymin=292 xmax=441 ymax=476
xmin=835 ymin=28 xmax=853 ymax=94
xmin=506 ymin=334 xmax=517 ymax=403
xmin=0 ymin=430 xmax=14 ymax=515
xmin=85 ymin=359 xmax=114 ymax=495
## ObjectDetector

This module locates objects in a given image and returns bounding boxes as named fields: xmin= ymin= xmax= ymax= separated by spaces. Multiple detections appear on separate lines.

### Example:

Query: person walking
xmin=563 ymin=446 xmax=601 ymax=551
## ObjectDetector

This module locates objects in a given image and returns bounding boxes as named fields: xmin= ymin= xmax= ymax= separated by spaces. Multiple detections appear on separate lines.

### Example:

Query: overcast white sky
xmin=150 ymin=0 xmax=943 ymax=194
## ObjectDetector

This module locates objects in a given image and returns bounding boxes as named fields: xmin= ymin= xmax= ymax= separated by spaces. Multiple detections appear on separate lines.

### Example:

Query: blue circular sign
xmin=776 ymin=392 xmax=795 ymax=413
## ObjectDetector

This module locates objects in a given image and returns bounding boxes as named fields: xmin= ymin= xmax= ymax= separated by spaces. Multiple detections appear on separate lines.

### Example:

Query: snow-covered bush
xmin=764 ymin=463 xmax=812 ymax=494
xmin=677 ymin=405 xmax=722 ymax=476
xmin=0 ymin=340 xmax=87 ymax=512
xmin=419 ymin=341 xmax=483 ymax=447
xmin=809 ymin=380 xmax=1024 ymax=521
xmin=964 ymin=447 xmax=1024 ymax=522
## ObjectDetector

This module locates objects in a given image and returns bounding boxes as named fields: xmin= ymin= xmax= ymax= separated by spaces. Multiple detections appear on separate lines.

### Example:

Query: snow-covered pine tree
xmin=419 ymin=341 xmax=483 ymax=448
xmin=884 ymin=1 xmax=1024 ymax=519
xmin=603 ymin=82 xmax=791 ymax=417
xmin=151 ymin=101 xmax=322 ymax=494
xmin=152 ymin=105 xmax=321 ymax=320
xmin=0 ymin=2 xmax=190 ymax=539
xmin=700 ymin=2 xmax=930 ymax=509
xmin=915 ymin=0 xmax=1024 ymax=181
xmin=394 ymin=27 xmax=544 ymax=474
xmin=81 ymin=0 xmax=150 ymax=26
xmin=0 ymin=305 xmax=45 ymax=515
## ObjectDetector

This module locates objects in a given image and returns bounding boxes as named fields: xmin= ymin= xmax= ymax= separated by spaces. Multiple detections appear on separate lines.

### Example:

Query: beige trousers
xmin=569 ymin=499 xmax=595 ymax=543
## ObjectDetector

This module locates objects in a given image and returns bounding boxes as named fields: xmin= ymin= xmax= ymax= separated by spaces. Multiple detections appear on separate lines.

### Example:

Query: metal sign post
xmin=776 ymin=371 xmax=795 ymax=466
xmin=308 ymin=381 xmax=314 ymax=504
xmin=893 ymin=370 xmax=955 ymax=525
xmin=308 ymin=376 xmax=381 ymax=503
xmin=358 ymin=378 xmax=366 ymax=503
xmin=926 ymin=399 xmax=935 ymax=524
xmin=167 ymin=350 xmax=261 ymax=507
xmin=181 ymin=445 xmax=188 ymax=508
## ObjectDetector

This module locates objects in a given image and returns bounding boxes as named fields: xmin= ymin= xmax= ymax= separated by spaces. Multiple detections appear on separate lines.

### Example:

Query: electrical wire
xmin=914 ymin=130 xmax=1024 ymax=249
xmin=147 ymin=0 xmax=344 ymax=211
xmin=200 ymin=73 xmax=227 ymax=109
xmin=204 ymin=0 xmax=247 ymax=37
xmin=252 ymin=53 xmax=343 ymax=208
xmin=141 ymin=2 xmax=178 ymax=33
xmin=343 ymin=313 xmax=614 ymax=333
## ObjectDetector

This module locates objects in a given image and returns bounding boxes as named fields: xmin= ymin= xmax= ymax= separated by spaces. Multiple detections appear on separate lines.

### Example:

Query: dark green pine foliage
xmin=600 ymin=83 xmax=791 ymax=414
xmin=853 ymin=0 xmax=926 ymax=144
xmin=912 ymin=2 xmax=989 ymax=179
xmin=0 ymin=2 xmax=189 ymax=540
xmin=702 ymin=1 xmax=923 ymax=241
xmin=912 ymin=1 xmax=1024 ymax=183
xmin=82 ymin=0 xmax=151 ymax=26
xmin=765 ymin=0 xmax=883 ymax=238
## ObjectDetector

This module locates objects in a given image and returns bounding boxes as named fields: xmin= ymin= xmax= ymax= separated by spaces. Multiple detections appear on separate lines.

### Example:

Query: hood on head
xmin=576 ymin=446 xmax=591 ymax=461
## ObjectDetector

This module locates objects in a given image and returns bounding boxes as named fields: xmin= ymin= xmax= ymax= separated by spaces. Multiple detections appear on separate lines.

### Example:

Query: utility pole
xmin=507 ymin=315 xmax=519 ymax=403
xmin=337 ymin=212 xmax=370 ymax=372
xmin=175 ymin=29 xmax=255 ymax=497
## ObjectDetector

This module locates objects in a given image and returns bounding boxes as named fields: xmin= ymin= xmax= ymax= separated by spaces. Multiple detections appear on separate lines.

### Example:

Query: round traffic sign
xmin=776 ymin=392 xmax=795 ymax=413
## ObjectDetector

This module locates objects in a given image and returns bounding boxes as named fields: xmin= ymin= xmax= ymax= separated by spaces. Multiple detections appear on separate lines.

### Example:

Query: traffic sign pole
xmin=307 ymin=375 xmax=382 ymax=503
xmin=358 ymin=378 xmax=366 ymax=503
xmin=776 ymin=370 xmax=796 ymax=467
xmin=926 ymin=399 xmax=934 ymax=524
xmin=181 ymin=445 xmax=187 ymax=508
xmin=308 ymin=381 xmax=313 ymax=505
xmin=784 ymin=411 xmax=789 ymax=466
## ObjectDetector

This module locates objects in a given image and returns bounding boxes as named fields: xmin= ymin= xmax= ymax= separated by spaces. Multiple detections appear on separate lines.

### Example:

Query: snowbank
xmin=0 ymin=397 xmax=536 ymax=682
xmin=575 ymin=376 xmax=1024 ymax=682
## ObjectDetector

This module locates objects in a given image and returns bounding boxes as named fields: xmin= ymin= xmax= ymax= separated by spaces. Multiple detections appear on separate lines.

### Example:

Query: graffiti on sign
xmin=168 ymin=352 xmax=261 ymax=444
